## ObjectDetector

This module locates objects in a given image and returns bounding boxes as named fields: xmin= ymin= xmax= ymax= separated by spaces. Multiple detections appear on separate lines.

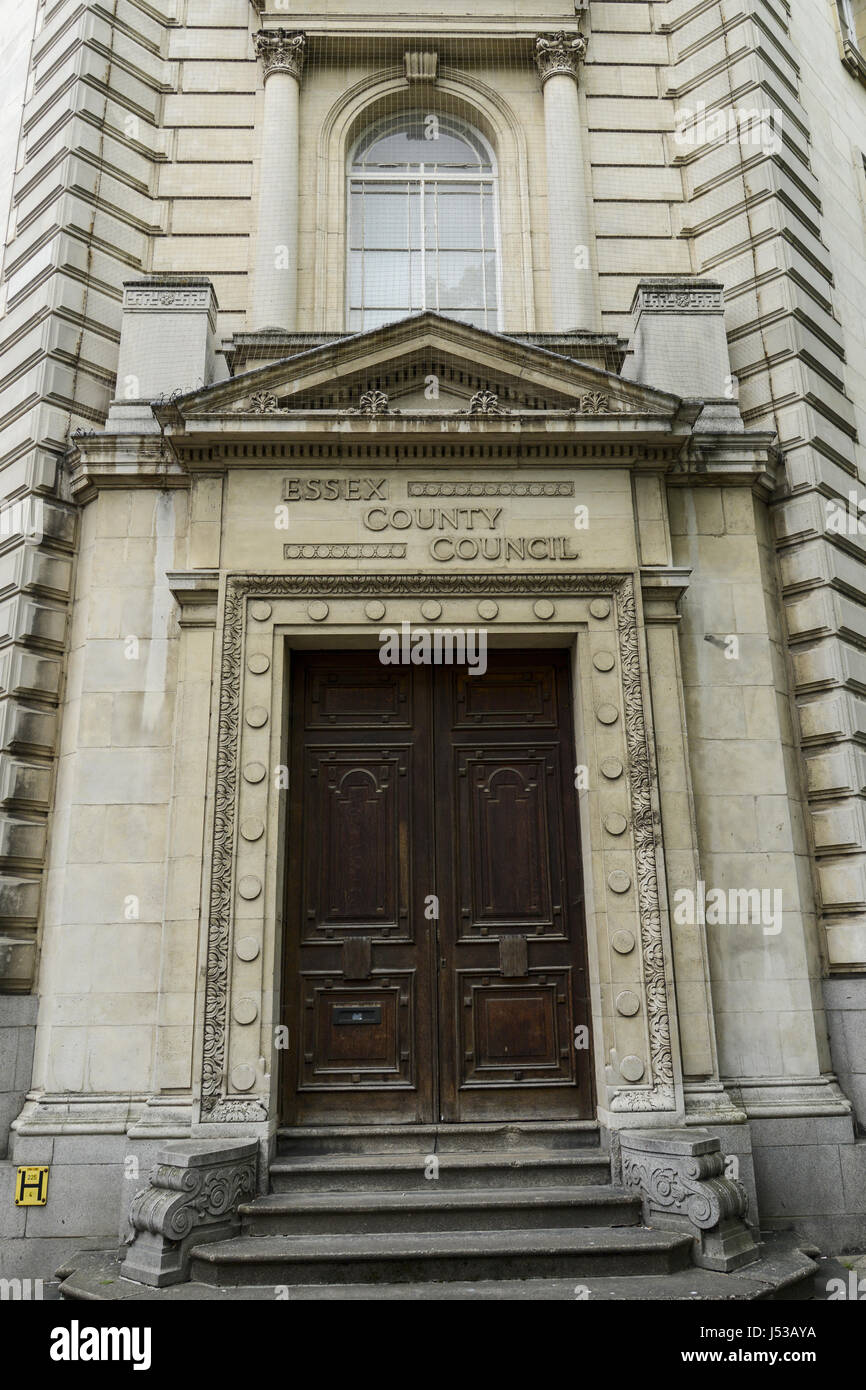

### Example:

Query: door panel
xmin=434 ymin=653 xmax=592 ymax=1121
xmin=282 ymin=650 xmax=592 ymax=1125
xmin=283 ymin=654 xmax=435 ymax=1123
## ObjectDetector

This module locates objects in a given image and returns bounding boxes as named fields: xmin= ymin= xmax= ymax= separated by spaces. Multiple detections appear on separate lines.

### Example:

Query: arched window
xmin=347 ymin=113 xmax=500 ymax=332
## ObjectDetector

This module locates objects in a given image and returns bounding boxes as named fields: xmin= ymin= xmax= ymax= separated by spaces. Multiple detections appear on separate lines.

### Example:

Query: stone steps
xmin=274 ymin=1121 xmax=600 ymax=1155
xmin=269 ymin=1148 xmax=612 ymax=1193
xmin=55 ymin=1241 xmax=820 ymax=1302
xmin=239 ymin=1184 xmax=640 ymax=1236
xmin=189 ymin=1225 xmax=696 ymax=1287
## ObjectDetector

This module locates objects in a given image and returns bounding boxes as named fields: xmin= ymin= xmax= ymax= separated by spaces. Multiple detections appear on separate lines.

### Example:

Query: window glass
xmin=347 ymin=115 xmax=500 ymax=332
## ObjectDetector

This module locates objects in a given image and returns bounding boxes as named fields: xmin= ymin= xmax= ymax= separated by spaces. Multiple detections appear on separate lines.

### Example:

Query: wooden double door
xmin=281 ymin=650 xmax=593 ymax=1124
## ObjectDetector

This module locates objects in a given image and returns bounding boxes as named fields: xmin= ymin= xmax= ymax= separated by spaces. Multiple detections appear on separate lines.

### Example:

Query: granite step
xmin=275 ymin=1121 xmax=600 ymax=1156
xmin=269 ymin=1148 xmax=612 ymax=1193
xmin=55 ymin=1239 xmax=820 ymax=1301
xmin=189 ymin=1226 xmax=695 ymax=1286
xmin=240 ymin=1184 xmax=640 ymax=1236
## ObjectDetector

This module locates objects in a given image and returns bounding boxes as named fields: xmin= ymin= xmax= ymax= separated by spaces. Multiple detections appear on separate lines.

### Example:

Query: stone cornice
xmin=67 ymin=419 xmax=778 ymax=498
xmin=535 ymin=30 xmax=588 ymax=85
xmin=254 ymin=29 xmax=306 ymax=81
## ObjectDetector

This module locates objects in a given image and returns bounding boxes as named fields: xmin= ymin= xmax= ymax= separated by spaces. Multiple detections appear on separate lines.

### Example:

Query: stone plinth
xmin=121 ymin=1139 xmax=258 ymax=1287
xmin=620 ymin=1128 xmax=759 ymax=1273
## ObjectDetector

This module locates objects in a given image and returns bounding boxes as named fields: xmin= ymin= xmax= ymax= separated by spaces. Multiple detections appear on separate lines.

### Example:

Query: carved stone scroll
xmin=620 ymin=1129 xmax=759 ymax=1272
xmin=121 ymin=1140 xmax=257 ymax=1286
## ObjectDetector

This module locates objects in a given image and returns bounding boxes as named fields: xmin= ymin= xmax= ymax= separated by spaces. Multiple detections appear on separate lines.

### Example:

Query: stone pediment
xmin=163 ymin=312 xmax=681 ymax=423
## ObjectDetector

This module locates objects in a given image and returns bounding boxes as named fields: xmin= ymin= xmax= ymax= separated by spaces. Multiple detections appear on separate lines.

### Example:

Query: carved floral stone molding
xmin=198 ymin=572 xmax=676 ymax=1121
xmin=254 ymin=29 xmax=306 ymax=82
xmin=636 ymin=283 xmax=724 ymax=314
xmin=535 ymin=31 xmax=588 ymax=85
xmin=462 ymin=389 xmax=507 ymax=416
xmin=249 ymin=391 xmax=281 ymax=414
xmin=348 ymin=389 xmax=395 ymax=417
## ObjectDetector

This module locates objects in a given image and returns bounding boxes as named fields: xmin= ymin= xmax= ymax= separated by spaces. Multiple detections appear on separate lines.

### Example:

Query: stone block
xmin=622 ymin=278 xmax=735 ymax=400
xmin=620 ymin=1127 xmax=759 ymax=1271
xmin=22 ymin=1162 xmax=125 ymax=1239
xmin=111 ymin=277 xmax=220 ymax=405
xmin=751 ymin=1142 xmax=846 ymax=1219
xmin=121 ymin=1139 xmax=257 ymax=1287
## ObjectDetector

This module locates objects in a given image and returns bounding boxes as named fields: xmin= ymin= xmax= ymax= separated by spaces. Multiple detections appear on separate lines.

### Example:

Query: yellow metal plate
xmin=14 ymin=1166 xmax=49 ymax=1206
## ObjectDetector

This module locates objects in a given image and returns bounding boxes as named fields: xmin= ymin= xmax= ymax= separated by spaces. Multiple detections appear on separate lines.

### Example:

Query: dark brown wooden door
xmin=433 ymin=653 xmax=592 ymax=1120
xmin=282 ymin=651 xmax=592 ymax=1124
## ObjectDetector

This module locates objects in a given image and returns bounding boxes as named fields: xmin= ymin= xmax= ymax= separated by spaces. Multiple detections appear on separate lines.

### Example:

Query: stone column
xmin=251 ymin=30 xmax=306 ymax=332
xmin=535 ymin=31 xmax=596 ymax=332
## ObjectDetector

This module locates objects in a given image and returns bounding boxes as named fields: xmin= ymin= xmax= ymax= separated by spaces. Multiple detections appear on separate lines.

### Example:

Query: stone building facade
xmin=1 ymin=0 xmax=865 ymax=1287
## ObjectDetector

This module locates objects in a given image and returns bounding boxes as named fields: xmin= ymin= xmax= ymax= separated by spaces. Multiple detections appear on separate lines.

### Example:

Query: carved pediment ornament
xmin=462 ymin=389 xmax=507 ymax=416
xmin=535 ymin=31 xmax=588 ymax=85
xmin=254 ymin=29 xmax=306 ymax=82
xmin=248 ymin=391 xmax=281 ymax=414
xmin=349 ymin=389 xmax=396 ymax=417
xmin=571 ymin=392 xmax=637 ymax=417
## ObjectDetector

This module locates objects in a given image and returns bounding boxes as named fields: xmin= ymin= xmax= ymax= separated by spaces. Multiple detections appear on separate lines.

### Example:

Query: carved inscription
xmin=281 ymin=477 xmax=581 ymax=564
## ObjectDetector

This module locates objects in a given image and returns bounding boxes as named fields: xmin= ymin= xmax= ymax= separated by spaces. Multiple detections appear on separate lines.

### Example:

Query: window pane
xmin=424 ymin=190 xmax=437 ymax=248
xmin=424 ymin=132 xmax=485 ymax=170
xmin=410 ymin=251 xmax=424 ymax=310
xmin=448 ymin=308 xmax=487 ymax=329
xmin=482 ymin=190 xmax=495 ymax=249
xmin=362 ymin=252 xmax=410 ymax=308
xmin=357 ymin=130 xmax=424 ymax=169
xmin=362 ymin=191 xmax=409 ymax=249
xmin=354 ymin=121 xmax=490 ymax=171
xmin=436 ymin=190 xmax=482 ymax=249
xmin=425 ymin=252 xmax=438 ymax=310
xmin=484 ymin=253 xmax=498 ymax=307
xmin=347 ymin=252 xmax=363 ymax=306
xmin=436 ymin=252 xmax=484 ymax=309
xmin=349 ymin=191 xmax=364 ymax=250
xmin=363 ymin=309 xmax=404 ymax=330
xmin=408 ymin=190 xmax=422 ymax=250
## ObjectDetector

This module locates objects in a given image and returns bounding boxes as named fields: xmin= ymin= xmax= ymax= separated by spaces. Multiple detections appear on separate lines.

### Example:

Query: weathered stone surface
xmin=121 ymin=1140 xmax=258 ymax=1288
xmin=620 ymin=1129 xmax=759 ymax=1273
